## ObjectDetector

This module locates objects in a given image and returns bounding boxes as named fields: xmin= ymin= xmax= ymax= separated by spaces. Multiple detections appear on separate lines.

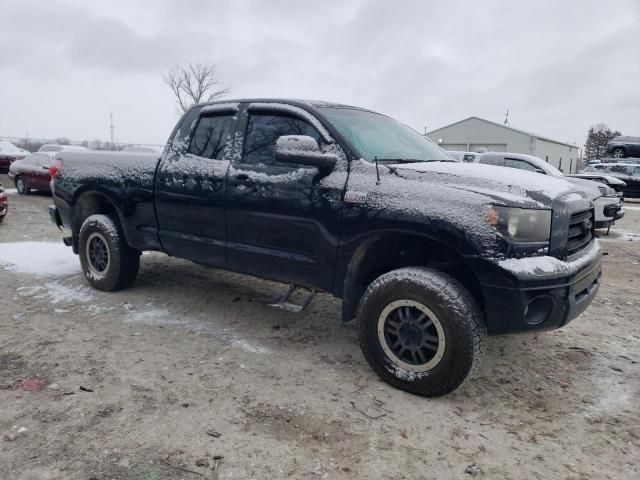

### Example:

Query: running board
xmin=269 ymin=284 xmax=316 ymax=313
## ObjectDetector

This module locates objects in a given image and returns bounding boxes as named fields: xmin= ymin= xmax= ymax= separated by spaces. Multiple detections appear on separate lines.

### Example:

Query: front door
xmin=225 ymin=104 xmax=346 ymax=291
xmin=154 ymin=106 xmax=238 ymax=266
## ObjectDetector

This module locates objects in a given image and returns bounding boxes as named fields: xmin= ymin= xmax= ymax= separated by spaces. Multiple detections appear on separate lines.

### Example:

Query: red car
xmin=0 ymin=182 xmax=7 ymax=223
xmin=0 ymin=140 xmax=28 ymax=174
xmin=8 ymin=152 xmax=55 ymax=194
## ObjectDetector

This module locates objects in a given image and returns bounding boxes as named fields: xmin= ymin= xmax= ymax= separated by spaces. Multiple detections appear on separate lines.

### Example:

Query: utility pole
xmin=110 ymin=113 xmax=115 ymax=151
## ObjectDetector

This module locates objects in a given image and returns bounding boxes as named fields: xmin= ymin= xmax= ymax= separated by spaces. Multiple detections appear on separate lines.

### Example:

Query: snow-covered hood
xmin=389 ymin=162 xmax=588 ymax=209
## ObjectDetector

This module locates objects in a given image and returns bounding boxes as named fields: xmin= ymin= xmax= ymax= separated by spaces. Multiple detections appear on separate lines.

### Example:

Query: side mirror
xmin=274 ymin=135 xmax=337 ymax=173
xmin=535 ymin=168 xmax=546 ymax=174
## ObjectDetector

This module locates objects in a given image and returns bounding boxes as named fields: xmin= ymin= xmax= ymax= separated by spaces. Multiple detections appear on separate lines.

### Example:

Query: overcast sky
xmin=1 ymin=0 xmax=638 ymax=147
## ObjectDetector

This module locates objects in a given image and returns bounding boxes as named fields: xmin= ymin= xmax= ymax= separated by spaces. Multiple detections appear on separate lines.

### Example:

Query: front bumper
xmin=467 ymin=242 xmax=602 ymax=335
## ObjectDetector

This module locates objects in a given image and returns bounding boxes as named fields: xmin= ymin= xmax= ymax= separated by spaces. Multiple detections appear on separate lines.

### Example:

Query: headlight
xmin=598 ymin=185 xmax=615 ymax=196
xmin=485 ymin=206 xmax=551 ymax=242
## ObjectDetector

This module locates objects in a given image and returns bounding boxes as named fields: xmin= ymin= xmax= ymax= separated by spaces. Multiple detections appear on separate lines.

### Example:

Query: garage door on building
xmin=440 ymin=144 xmax=469 ymax=151
xmin=469 ymin=143 xmax=507 ymax=152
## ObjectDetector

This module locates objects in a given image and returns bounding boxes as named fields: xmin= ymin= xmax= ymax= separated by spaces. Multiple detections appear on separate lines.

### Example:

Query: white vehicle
xmin=38 ymin=144 xmax=88 ymax=153
xmin=474 ymin=152 xmax=623 ymax=230
xmin=446 ymin=151 xmax=477 ymax=163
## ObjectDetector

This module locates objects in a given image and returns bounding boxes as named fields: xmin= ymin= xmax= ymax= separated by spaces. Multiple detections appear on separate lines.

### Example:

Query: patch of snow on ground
xmin=124 ymin=305 xmax=270 ymax=354
xmin=3 ymin=188 xmax=17 ymax=195
xmin=0 ymin=242 xmax=80 ymax=276
xmin=17 ymin=282 xmax=94 ymax=304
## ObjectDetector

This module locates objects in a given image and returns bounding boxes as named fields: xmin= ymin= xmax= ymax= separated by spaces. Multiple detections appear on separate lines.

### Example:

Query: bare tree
xmin=163 ymin=62 xmax=230 ymax=114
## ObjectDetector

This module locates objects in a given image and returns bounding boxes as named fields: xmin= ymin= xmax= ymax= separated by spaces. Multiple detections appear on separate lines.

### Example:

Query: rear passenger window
xmin=243 ymin=113 xmax=321 ymax=165
xmin=188 ymin=115 xmax=234 ymax=159
xmin=478 ymin=155 xmax=504 ymax=166
xmin=505 ymin=158 xmax=537 ymax=172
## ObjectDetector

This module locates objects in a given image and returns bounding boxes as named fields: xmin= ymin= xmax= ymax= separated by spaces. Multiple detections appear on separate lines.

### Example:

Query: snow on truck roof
xmin=196 ymin=98 xmax=378 ymax=113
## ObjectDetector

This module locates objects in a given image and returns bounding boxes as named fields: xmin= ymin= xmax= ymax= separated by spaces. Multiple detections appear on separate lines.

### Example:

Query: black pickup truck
xmin=49 ymin=99 xmax=602 ymax=397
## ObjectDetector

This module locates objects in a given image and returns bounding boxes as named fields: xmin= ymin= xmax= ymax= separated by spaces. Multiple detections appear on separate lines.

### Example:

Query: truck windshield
xmin=318 ymin=107 xmax=451 ymax=163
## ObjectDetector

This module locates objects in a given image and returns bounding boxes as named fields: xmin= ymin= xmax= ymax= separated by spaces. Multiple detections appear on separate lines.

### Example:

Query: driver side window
xmin=243 ymin=113 xmax=321 ymax=166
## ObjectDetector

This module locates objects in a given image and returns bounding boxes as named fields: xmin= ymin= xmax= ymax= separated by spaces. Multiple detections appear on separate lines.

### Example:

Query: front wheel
xmin=78 ymin=214 xmax=140 ymax=291
xmin=612 ymin=148 xmax=625 ymax=158
xmin=358 ymin=267 xmax=486 ymax=397
xmin=15 ymin=177 xmax=29 ymax=195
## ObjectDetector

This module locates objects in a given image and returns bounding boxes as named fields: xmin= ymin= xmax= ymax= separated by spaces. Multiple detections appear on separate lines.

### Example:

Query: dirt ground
xmin=1 ymin=172 xmax=639 ymax=480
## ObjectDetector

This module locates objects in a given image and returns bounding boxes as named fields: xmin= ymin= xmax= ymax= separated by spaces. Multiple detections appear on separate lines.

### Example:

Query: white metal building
xmin=427 ymin=117 xmax=581 ymax=173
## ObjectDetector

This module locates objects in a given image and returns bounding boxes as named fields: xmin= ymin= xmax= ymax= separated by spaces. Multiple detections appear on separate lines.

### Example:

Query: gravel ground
xmin=1 ymin=173 xmax=639 ymax=480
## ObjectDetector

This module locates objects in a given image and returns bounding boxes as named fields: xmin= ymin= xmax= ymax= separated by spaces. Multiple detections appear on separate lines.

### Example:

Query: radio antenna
xmin=374 ymin=156 xmax=381 ymax=184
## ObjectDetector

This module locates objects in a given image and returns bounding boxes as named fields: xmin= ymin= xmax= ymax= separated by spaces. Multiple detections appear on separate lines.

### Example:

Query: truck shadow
xmin=124 ymin=254 xmax=624 ymax=415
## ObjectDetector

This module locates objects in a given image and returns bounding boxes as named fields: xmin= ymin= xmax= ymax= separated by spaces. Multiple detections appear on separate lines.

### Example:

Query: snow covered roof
xmin=427 ymin=117 xmax=578 ymax=149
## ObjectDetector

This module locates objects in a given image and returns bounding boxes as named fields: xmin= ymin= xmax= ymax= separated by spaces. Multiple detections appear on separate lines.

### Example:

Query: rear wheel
xmin=15 ymin=177 xmax=29 ymax=195
xmin=612 ymin=148 xmax=626 ymax=158
xmin=78 ymin=214 xmax=140 ymax=291
xmin=358 ymin=267 xmax=486 ymax=397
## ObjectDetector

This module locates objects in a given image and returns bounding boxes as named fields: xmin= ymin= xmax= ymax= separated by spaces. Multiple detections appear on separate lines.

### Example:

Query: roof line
xmin=427 ymin=116 xmax=577 ymax=149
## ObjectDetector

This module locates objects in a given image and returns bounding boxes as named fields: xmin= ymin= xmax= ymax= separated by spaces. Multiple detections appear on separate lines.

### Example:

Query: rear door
xmin=34 ymin=154 xmax=53 ymax=190
xmin=224 ymin=103 xmax=346 ymax=291
xmin=20 ymin=155 xmax=38 ymax=188
xmin=154 ymin=105 xmax=238 ymax=266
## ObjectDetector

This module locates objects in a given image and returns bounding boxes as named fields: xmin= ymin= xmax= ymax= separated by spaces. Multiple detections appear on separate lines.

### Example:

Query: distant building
xmin=427 ymin=117 xmax=581 ymax=173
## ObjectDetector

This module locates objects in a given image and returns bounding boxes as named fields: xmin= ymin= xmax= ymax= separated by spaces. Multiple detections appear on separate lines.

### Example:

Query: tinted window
xmin=633 ymin=167 xmax=640 ymax=177
xmin=477 ymin=154 xmax=504 ymax=166
xmin=505 ymin=158 xmax=538 ymax=172
xmin=187 ymin=114 xmax=234 ymax=159
xmin=243 ymin=113 xmax=321 ymax=165
xmin=168 ymin=106 xmax=202 ymax=151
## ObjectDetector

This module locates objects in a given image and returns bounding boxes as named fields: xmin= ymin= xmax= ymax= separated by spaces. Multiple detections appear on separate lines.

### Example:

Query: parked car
xmin=446 ymin=151 xmax=477 ymax=163
xmin=49 ymin=98 xmax=602 ymax=397
xmin=583 ymin=162 xmax=640 ymax=198
xmin=8 ymin=152 xmax=55 ymax=194
xmin=474 ymin=152 xmax=624 ymax=229
xmin=0 ymin=140 xmax=28 ymax=173
xmin=605 ymin=136 xmax=640 ymax=159
xmin=121 ymin=145 xmax=163 ymax=153
xmin=37 ymin=144 xmax=88 ymax=153
xmin=567 ymin=173 xmax=626 ymax=196
xmin=0 ymin=182 xmax=7 ymax=223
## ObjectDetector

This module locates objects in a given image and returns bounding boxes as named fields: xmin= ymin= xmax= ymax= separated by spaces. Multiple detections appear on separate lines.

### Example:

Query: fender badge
xmin=344 ymin=190 xmax=367 ymax=204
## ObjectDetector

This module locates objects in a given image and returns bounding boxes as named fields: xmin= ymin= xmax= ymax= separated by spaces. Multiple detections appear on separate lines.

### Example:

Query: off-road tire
xmin=78 ymin=214 xmax=140 ymax=291
xmin=358 ymin=267 xmax=486 ymax=397
xmin=15 ymin=176 xmax=29 ymax=195
xmin=612 ymin=148 xmax=626 ymax=158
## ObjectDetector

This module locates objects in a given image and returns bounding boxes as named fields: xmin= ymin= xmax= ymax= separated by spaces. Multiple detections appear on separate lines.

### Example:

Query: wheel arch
xmin=340 ymin=231 xmax=484 ymax=323
xmin=70 ymin=188 xmax=123 ymax=253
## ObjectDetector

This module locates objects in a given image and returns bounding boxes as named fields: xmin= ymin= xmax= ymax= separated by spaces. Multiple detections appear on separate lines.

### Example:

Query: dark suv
xmin=584 ymin=162 xmax=640 ymax=198
xmin=605 ymin=136 xmax=640 ymax=159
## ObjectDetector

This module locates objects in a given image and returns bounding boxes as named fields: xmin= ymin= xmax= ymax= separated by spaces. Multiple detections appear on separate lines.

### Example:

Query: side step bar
xmin=269 ymin=284 xmax=316 ymax=313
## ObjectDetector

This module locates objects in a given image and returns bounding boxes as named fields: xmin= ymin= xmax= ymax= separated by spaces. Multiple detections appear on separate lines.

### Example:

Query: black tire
xmin=612 ymin=148 xmax=626 ymax=159
xmin=358 ymin=267 xmax=486 ymax=397
xmin=15 ymin=176 xmax=29 ymax=195
xmin=78 ymin=214 xmax=140 ymax=291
